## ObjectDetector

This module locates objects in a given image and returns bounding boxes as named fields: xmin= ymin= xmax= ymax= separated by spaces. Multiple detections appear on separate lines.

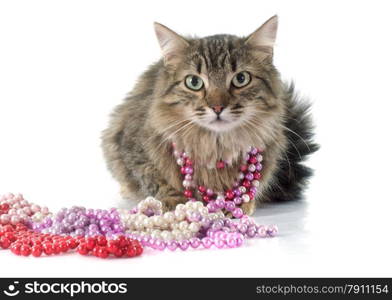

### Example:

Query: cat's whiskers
xmin=241 ymin=119 xmax=267 ymax=148
xmin=253 ymin=117 xmax=304 ymax=160
xmin=245 ymin=109 xmax=306 ymax=160
xmin=244 ymin=118 xmax=284 ymax=151
xmin=163 ymin=117 xmax=197 ymax=143
xmin=243 ymin=118 xmax=292 ymax=178
xmin=279 ymin=124 xmax=311 ymax=152
xmin=142 ymin=118 xmax=189 ymax=147
xmin=177 ymin=122 xmax=198 ymax=153
xmin=149 ymin=117 xmax=197 ymax=159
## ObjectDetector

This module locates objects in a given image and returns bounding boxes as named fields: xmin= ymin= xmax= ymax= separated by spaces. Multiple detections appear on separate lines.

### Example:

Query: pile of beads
xmin=0 ymin=223 xmax=143 ymax=258
xmin=0 ymin=193 xmax=50 ymax=226
xmin=0 ymin=192 xmax=277 ymax=258
xmin=0 ymin=146 xmax=278 ymax=259
xmin=78 ymin=235 xmax=143 ymax=258
xmin=119 ymin=198 xmax=215 ymax=242
xmin=0 ymin=193 xmax=143 ymax=259
xmin=174 ymin=145 xmax=263 ymax=219
xmin=0 ymin=220 xmax=142 ymax=259
xmin=32 ymin=206 xmax=125 ymax=238
xmin=120 ymin=197 xmax=277 ymax=251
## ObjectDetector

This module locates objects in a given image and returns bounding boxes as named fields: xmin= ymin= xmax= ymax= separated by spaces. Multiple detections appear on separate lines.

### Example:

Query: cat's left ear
xmin=154 ymin=22 xmax=189 ymax=65
xmin=245 ymin=15 xmax=278 ymax=53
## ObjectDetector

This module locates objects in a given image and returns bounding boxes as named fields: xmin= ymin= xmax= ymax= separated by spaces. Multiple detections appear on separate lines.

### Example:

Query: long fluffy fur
xmin=262 ymin=83 xmax=319 ymax=202
xmin=101 ymin=27 xmax=319 ymax=213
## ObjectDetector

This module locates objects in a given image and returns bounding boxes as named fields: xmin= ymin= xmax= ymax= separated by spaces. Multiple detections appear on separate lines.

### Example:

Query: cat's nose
xmin=211 ymin=105 xmax=224 ymax=115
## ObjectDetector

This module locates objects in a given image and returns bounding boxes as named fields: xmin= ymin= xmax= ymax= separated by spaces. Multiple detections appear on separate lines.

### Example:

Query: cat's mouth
xmin=194 ymin=113 xmax=240 ymax=132
xmin=205 ymin=118 xmax=235 ymax=132
xmin=210 ymin=118 xmax=229 ymax=124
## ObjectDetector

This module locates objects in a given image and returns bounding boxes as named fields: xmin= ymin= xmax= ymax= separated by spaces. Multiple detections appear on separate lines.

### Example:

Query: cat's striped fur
xmin=101 ymin=16 xmax=319 ymax=214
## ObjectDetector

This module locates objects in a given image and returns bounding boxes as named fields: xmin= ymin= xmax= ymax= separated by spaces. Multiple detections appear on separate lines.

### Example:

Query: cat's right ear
xmin=245 ymin=15 xmax=278 ymax=55
xmin=154 ymin=22 xmax=189 ymax=66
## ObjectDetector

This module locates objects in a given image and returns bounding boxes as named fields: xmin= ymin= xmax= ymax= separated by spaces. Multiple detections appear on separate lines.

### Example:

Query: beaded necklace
xmin=0 ymin=146 xmax=277 ymax=259
xmin=173 ymin=144 xmax=263 ymax=218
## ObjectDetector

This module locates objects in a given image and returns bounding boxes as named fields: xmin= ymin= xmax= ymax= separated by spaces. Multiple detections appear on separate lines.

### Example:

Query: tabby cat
xmin=101 ymin=16 xmax=318 ymax=215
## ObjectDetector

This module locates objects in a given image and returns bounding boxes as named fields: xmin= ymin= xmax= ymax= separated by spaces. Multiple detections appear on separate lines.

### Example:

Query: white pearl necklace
xmin=118 ymin=197 xmax=224 ymax=242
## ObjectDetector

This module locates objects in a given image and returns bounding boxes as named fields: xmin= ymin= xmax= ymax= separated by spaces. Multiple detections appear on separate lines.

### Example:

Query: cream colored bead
xmin=143 ymin=218 xmax=154 ymax=229
xmin=161 ymin=230 xmax=174 ymax=241
xmin=174 ymin=232 xmax=185 ymax=241
xmin=175 ymin=210 xmax=185 ymax=221
xmin=154 ymin=216 xmax=165 ymax=228
xmin=242 ymin=194 xmax=250 ymax=203
xmin=145 ymin=196 xmax=155 ymax=203
xmin=189 ymin=222 xmax=200 ymax=233
xmin=185 ymin=202 xmax=196 ymax=211
xmin=151 ymin=230 xmax=161 ymax=239
xmin=176 ymin=158 xmax=184 ymax=166
xmin=198 ymin=207 xmax=208 ymax=216
xmin=126 ymin=220 xmax=133 ymax=229
xmin=137 ymin=202 xmax=146 ymax=211
xmin=176 ymin=203 xmax=186 ymax=212
xmin=149 ymin=216 xmax=157 ymax=226
xmin=239 ymin=186 xmax=247 ymax=193
xmin=154 ymin=200 xmax=162 ymax=209
xmin=183 ymin=231 xmax=192 ymax=239
xmin=136 ymin=214 xmax=147 ymax=223
xmin=133 ymin=221 xmax=141 ymax=230
xmin=170 ymin=223 xmax=179 ymax=230
xmin=195 ymin=201 xmax=204 ymax=209
xmin=178 ymin=221 xmax=188 ymax=231
xmin=163 ymin=212 xmax=175 ymax=223
xmin=185 ymin=210 xmax=194 ymax=219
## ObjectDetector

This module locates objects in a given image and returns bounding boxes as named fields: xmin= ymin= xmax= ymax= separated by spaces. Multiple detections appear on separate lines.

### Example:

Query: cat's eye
xmin=232 ymin=71 xmax=251 ymax=88
xmin=185 ymin=75 xmax=204 ymax=91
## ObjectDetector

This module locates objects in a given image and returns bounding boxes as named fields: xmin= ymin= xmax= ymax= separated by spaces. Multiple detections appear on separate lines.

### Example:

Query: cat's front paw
xmin=241 ymin=201 xmax=256 ymax=216
xmin=120 ymin=183 xmax=143 ymax=201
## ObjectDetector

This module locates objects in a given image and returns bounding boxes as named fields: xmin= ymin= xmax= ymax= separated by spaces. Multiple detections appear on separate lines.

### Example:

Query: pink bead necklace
xmin=173 ymin=144 xmax=263 ymax=219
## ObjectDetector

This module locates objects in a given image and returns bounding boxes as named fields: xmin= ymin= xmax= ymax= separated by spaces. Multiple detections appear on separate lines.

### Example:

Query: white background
xmin=0 ymin=0 xmax=391 ymax=277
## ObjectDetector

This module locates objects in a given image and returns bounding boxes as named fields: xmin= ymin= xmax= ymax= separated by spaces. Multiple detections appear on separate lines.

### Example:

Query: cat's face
xmin=162 ymin=39 xmax=279 ymax=133
xmin=152 ymin=16 xmax=283 ymax=139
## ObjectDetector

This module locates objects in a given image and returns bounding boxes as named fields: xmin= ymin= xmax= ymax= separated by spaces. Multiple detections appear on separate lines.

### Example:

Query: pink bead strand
xmin=173 ymin=145 xmax=263 ymax=218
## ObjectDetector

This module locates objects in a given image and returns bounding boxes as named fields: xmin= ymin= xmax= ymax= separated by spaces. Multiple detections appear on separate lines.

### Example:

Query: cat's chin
xmin=199 ymin=119 xmax=239 ymax=133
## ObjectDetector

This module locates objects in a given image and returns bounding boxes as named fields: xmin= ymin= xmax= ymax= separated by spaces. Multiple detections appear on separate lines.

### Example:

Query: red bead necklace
xmin=0 ymin=222 xmax=142 ymax=259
